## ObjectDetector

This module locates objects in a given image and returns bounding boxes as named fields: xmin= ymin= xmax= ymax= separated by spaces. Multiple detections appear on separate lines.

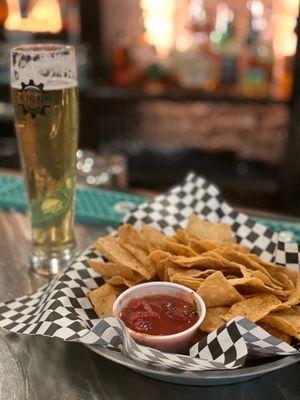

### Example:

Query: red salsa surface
xmin=120 ymin=294 xmax=199 ymax=336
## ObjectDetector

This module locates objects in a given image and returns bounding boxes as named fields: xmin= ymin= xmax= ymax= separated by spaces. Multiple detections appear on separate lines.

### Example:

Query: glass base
xmin=30 ymin=242 xmax=77 ymax=276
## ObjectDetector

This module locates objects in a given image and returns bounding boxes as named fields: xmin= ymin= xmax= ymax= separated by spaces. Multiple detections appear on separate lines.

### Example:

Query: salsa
xmin=120 ymin=294 xmax=199 ymax=336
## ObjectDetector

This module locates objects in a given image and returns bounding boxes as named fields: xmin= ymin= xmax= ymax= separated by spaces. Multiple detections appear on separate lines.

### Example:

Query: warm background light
xmin=272 ymin=0 xmax=299 ymax=57
xmin=140 ymin=0 xmax=177 ymax=58
xmin=4 ymin=0 xmax=62 ymax=33
xmin=139 ymin=0 xmax=299 ymax=59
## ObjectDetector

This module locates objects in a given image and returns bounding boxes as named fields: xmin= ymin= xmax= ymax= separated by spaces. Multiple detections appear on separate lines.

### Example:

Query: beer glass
xmin=11 ymin=44 xmax=78 ymax=276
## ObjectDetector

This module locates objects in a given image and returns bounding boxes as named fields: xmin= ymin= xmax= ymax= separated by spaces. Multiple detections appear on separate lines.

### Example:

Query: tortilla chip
xmin=271 ymin=303 xmax=292 ymax=313
xmin=167 ymin=266 xmax=216 ymax=279
xmin=148 ymin=250 xmax=169 ymax=279
xmin=106 ymin=276 xmax=138 ymax=288
xmin=197 ymin=271 xmax=244 ymax=307
xmin=119 ymin=241 xmax=156 ymax=278
xmin=166 ymin=252 xmax=249 ymax=279
xmin=275 ymin=272 xmax=296 ymax=291
xmin=248 ymin=254 xmax=280 ymax=268
xmin=250 ymin=270 xmax=282 ymax=289
xmin=168 ymin=266 xmax=212 ymax=289
xmin=193 ymin=240 xmax=250 ymax=254
xmin=282 ymin=268 xmax=299 ymax=287
xmin=229 ymin=277 xmax=290 ymax=299
xmin=246 ymin=254 xmax=295 ymax=290
xmin=224 ymin=294 xmax=282 ymax=322
xmin=168 ymin=254 xmax=228 ymax=269
xmin=199 ymin=307 xmax=229 ymax=333
xmin=186 ymin=214 xmax=235 ymax=243
xmin=226 ymin=274 xmax=240 ymax=279
xmin=215 ymin=249 xmax=283 ymax=287
xmin=285 ymin=275 xmax=300 ymax=306
xmin=88 ymin=284 xmax=121 ymax=318
xmin=227 ymin=244 xmax=251 ymax=253
xmin=162 ymin=241 xmax=198 ymax=257
xmin=188 ymin=238 xmax=211 ymax=254
xmin=141 ymin=223 xmax=176 ymax=251
xmin=258 ymin=322 xmax=292 ymax=344
xmin=170 ymin=276 xmax=203 ymax=291
xmin=176 ymin=230 xmax=223 ymax=253
xmin=176 ymin=228 xmax=248 ymax=254
xmin=140 ymin=225 xmax=197 ymax=256
xmin=95 ymin=236 xmax=152 ymax=280
xmin=118 ymin=224 xmax=149 ymax=252
xmin=88 ymin=259 xmax=141 ymax=281
xmin=204 ymin=252 xmax=251 ymax=278
xmin=176 ymin=229 xmax=192 ymax=246
xmin=261 ymin=309 xmax=300 ymax=340
xmin=164 ymin=265 xmax=171 ymax=282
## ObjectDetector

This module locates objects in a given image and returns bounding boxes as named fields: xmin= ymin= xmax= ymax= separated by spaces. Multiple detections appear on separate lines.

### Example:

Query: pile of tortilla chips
xmin=88 ymin=214 xmax=300 ymax=345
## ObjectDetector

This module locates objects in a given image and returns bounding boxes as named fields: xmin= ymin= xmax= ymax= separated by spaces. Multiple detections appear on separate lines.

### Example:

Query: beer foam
xmin=11 ymin=48 xmax=77 ymax=90
xmin=11 ymin=80 xmax=77 ymax=90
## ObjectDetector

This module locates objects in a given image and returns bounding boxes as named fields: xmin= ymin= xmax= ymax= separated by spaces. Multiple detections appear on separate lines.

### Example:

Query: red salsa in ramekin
xmin=113 ymin=282 xmax=206 ymax=354
xmin=120 ymin=294 xmax=199 ymax=336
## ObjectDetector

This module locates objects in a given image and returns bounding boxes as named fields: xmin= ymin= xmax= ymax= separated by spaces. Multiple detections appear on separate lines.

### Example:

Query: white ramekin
xmin=113 ymin=281 xmax=206 ymax=354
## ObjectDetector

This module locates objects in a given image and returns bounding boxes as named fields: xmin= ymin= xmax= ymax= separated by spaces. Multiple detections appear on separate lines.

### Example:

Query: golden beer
xmin=11 ymin=44 xmax=78 ymax=275
xmin=12 ymin=85 xmax=78 ymax=251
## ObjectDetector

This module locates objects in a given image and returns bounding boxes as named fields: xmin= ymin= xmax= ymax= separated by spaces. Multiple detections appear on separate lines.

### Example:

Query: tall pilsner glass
xmin=11 ymin=44 xmax=78 ymax=276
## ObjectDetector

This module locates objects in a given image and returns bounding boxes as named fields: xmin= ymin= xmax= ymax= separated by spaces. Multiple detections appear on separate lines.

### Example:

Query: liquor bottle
xmin=112 ymin=31 xmax=141 ymax=87
xmin=241 ymin=0 xmax=273 ymax=98
xmin=211 ymin=3 xmax=238 ymax=94
xmin=0 ymin=0 xmax=8 ymax=40
xmin=173 ymin=0 xmax=217 ymax=91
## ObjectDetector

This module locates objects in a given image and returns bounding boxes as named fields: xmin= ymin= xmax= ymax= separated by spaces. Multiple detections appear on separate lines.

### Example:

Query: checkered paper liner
xmin=0 ymin=172 xmax=299 ymax=372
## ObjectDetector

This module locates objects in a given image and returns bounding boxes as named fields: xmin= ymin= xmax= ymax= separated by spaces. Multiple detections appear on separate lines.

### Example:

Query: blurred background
xmin=1 ymin=0 xmax=300 ymax=214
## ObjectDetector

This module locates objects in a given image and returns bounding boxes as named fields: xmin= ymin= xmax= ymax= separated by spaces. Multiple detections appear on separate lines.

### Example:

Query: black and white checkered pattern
xmin=0 ymin=248 xmax=102 ymax=341
xmin=235 ymin=317 xmax=297 ymax=356
xmin=84 ymin=316 xmax=298 ymax=371
xmin=275 ymin=241 xmax=300 ymax=273
xmin=125 ymin=173 xmax=293 ymax=267
xmin=0 ymin=173 xmax=299 ymax=372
